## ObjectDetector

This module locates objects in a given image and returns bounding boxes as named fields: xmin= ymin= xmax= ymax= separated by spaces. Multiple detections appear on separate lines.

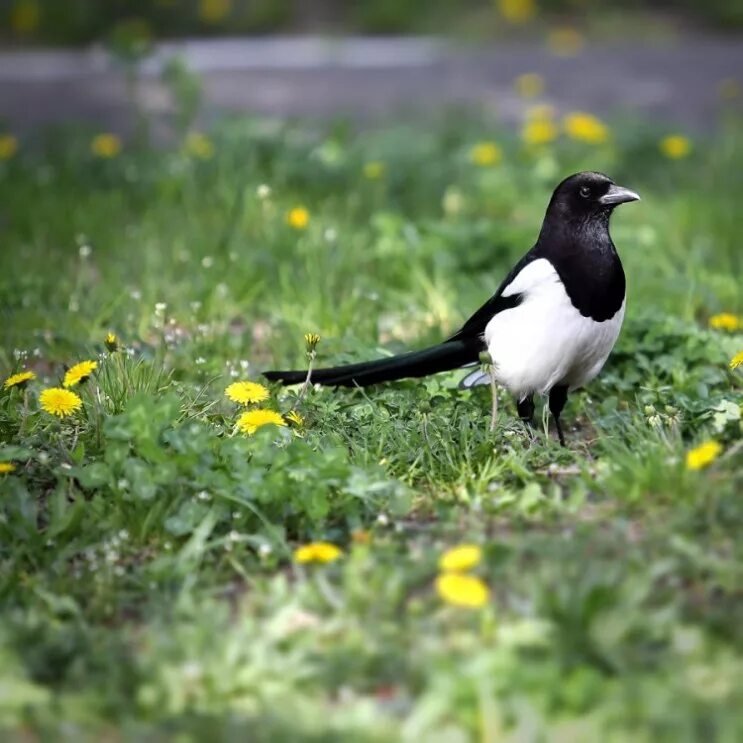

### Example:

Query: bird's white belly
xmin=484 ymin=259 xmax=624 ymax=399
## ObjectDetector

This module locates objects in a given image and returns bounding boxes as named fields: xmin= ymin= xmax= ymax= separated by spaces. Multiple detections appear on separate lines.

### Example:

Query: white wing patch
xmin=484 ymin=258 xmax=624 ymax=399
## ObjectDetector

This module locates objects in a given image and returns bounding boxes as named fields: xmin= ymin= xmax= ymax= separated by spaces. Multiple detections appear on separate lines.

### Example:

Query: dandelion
xmin=685 ymin=441 xmax=722 ymax=471
xmin=104 ymin=332 xmax=119 ymax=352
xmin=184 ymin=131 xmax=215 ymax=160
xmin=40 ymin=387 xmax=83 ymax=418
xmin=563 ymin=112 xmax=609 ymax=144
xmin=235 ymin=408 xmax=286 ymax=435
xmin=470 ymin=141 xmax=502 ymax=167
xmin=256 ymin=184 xmax=272 ymax=199
xmin=547 ymin=27 xmax=584 ymax=57
xmin=4 ymin=370 xmax=36 ymax=390
xmin=304 ymin=333 xmax=321 ymax=354
xmin=730 ymin=351 xmax=743 ymax=370
xmin=436 ymin=573 xmax=490 ymax=609
xmin=293 ymin=542 xmax=343 ymax=564
xmin=363 ymin=161 xmax=386 ymax=180
xmin=287 ymin=206 xmax=310 ymax=230
xmin=63 ymin=360 xmax=98 ymax=388
xmin=0 ymin=135 xmax=19 ymax=161
xmin=0 ymin=462 xmax=16 ymax=474
xmin=660 ymin=135 xmax=692 ymax=160
xmin=91 ymin=134 xmax=122 ymax=159
xmin=11 ymin=0 xmax=40 ymax=34
xmin=514 ymin=73 xmax=544 ymax=98
xmin=439 ymin=544 xmax=482 ymax=572
xmin=225 ymin=380 xmax=270 ymax=405
xmin=522 ymin=117 xmax=559 ymax=146
xmin=709 ymin=313 xmax=741 ymax=332
xmin=498 ymin=0 xmax=536 ymax=23
xmin=199 ymin=0 xmax=231 ymax=23
xmin=285 ymin=410 xmax=305 ymax=428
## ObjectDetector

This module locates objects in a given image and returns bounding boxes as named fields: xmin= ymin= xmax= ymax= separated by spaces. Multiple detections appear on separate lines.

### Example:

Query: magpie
xmin=264 ymin=172 xmax=640 ymax=446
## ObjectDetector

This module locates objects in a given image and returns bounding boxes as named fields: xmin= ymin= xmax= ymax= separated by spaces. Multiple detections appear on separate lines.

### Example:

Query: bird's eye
xmin=579 ymin=186 xmax=592 ymax=198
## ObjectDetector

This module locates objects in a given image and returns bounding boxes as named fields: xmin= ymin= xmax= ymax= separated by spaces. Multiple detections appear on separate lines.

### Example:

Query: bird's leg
xmin=548 ymin=385 xmax=569 ymax=447
xmin=516 ymin=395 xmax=535 ymax=425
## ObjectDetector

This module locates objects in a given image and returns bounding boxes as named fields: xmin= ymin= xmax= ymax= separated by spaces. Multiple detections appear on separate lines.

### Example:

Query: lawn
xmin=0 ymin=109 xmax=742 ymax=741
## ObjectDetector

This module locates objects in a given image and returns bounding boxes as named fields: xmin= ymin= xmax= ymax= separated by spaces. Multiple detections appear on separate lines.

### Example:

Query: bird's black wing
xmin=447 ymin=249 xmax=536 ymax=343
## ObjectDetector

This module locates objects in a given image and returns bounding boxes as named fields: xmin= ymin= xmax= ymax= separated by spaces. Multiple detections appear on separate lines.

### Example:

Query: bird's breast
xmin=484 ymin=258 xmax=624 ymax=397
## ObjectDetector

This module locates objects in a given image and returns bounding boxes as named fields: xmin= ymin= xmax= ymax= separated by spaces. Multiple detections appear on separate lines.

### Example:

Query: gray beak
xmin=599 ymin=184 xmax=641 ymax=206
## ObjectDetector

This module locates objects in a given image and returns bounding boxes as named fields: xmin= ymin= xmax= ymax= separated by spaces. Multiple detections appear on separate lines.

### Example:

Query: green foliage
xmin=0 ymin=113 xmax=742 ymax=739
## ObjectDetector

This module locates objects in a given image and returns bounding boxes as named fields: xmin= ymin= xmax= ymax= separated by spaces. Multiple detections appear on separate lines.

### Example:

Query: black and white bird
xmin=265 ymin=172 xmax=640 ymax=445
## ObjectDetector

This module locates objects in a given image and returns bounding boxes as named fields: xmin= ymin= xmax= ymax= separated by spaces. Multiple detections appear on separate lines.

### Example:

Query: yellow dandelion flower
xmin=293 ymin=541 xmax=343 ymax=564
xmin=0 ymin=135 xmax=19 ymax=161
xmin=11 ymin=0 xmax=40 ymax=34
xmin=236 ymin=408 xmax=286 ymax=435
xmin=436 ymin=573 xmax=490 ymax=608
xmin=498 ymin=0 xmax=536 ymax=24
xmin=522 ymin=117 xmax=559 ymax=146
xmin=547 ymin=27 xmax=584 ymax=57
xmin=0 ymin=462 xmax=16 ymax=474
xmin=660 ymin=135 xmax=692 ymax=160
xmin=439 ymin=544 xmax=482 ymax=572
xmin=685 ymin=440 xmax=723 ymax=471
xmin=63 ymin=360 xmax=98 ymax=388
xmin=91 ymin=134 xmax=122 ymax=159
xmin=363 ymin=161 xmax=386 ymax=180
xmin=285 ymin=410 xmax=305 ymax=428
xmin=470 ymin=141 xmax=502 ymax=167
xmin=709 ymin=313 xmax=741 ymax=332
xmin=184 ymin=131 xmax=215 ymax=160
xmin=40 ymin=387 xmax=83 ymax=418
xmin=563 ymin=112 xmax=609 ymax=144
xmin=514 ymin=72 xmax=544 ymax=98
xmin=287 ymin=206 xmax=310 ymax=230
xmin=199 ymin=0 xmax=231 ymax=23
xmin=104 ymin=332 xmax=119 ymax=352
xmin=225 ymin=380 xmax=270 ymax=405
xmin=304 ymin=333 xmax=320 ymax=353
xmin=730 ymin=351 xmax=743 ymax=370
xmin=4 ymin=370 xmax=36 ymax=390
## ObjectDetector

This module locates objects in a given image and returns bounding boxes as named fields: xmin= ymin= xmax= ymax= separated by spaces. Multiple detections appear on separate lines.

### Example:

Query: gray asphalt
xmin=0 ymin=36 xmax=741 ymax=135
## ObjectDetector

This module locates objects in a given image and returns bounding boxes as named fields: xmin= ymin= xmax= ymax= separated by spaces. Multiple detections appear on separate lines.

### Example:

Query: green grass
xmin=0 ymin=113 xmax=742 ymax=741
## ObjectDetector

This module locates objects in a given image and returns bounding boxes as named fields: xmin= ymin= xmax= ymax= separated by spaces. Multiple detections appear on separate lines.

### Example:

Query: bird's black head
xmin=546 ymin=172 xmax=640 ymax=224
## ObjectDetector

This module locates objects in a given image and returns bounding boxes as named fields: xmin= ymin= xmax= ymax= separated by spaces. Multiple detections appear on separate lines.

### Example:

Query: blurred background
xmin=2 ymin=0 xmax=742 ymax=43
xmin=0 ymin=0 xmax=741 ymax=136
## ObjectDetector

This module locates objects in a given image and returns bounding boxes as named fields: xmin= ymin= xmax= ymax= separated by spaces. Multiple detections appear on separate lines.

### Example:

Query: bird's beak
xmin=599 ymin=184 xmax=641 ymax=206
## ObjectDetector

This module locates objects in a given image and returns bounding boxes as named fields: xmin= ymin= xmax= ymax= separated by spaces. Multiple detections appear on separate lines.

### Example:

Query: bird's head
xmin=547 ymin=172 xmax=640 ymax=225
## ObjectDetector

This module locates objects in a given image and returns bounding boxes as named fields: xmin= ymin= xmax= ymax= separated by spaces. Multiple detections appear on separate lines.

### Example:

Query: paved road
xmin=0 ymin=36 xmax=741 ymax=135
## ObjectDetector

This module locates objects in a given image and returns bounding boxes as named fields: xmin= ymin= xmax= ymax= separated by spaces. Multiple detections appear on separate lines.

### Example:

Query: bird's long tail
xmin=263 ymin=339 xmax=480 ymax=387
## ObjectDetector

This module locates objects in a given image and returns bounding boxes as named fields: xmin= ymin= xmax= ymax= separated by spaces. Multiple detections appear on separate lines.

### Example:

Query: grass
xmin=0 ymin=111 xmax=742 ymax=741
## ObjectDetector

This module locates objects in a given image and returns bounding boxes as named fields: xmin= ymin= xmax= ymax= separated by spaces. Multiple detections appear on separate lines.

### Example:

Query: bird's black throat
xmin=535 ymin=211 xmax=625 ymax=322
